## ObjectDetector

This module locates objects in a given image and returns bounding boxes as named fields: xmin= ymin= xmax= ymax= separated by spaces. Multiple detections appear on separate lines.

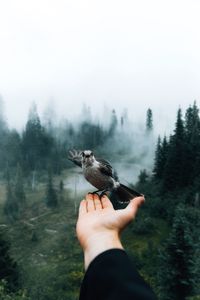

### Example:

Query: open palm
xmin=76 ymin=193 xmax=145 ymax=253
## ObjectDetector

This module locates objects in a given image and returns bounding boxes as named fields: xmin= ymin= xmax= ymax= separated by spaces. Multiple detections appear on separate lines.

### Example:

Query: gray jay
xmin=68 ymin=149 xmax=142 ymax=203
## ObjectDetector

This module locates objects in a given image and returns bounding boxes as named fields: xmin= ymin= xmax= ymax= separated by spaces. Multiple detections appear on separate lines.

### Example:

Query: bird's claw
xmin=87 ymin=191 xmax=107 ymax=198
xmin=100 ymin=192 xmax=107 ymax=198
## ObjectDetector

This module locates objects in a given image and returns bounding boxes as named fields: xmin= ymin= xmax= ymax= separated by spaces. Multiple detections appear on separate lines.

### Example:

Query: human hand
xmin=76 ymin=193 xmax=145 ymax=269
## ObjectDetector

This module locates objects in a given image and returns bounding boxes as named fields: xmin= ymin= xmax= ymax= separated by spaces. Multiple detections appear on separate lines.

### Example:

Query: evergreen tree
xmin=185 ymin=102 xmax=200 ymax=183
xmin=59 ymin=180 xmax=64 ymax=192
xmin=5 ymin=130 xmax=22 ymax=168
xmin=153 ymin=136 xmax=162 ymax=179
xmin=185 ymin=101 xmax=200 ymax=139
xmin=0 ymin=233 xmax=19 ymax=291
xmin=0 ymin=97 xmax=9 ymax=170
xmin=146 ymin=108 xmax=153 ymax=132
xmin=120 ymin=109 xmax=128 ymax=130
xmin=153 ymin=136 xmax=168 ymax=180
xmin=43 ymin=100 xmax=57 ymax=135
xmin=22 ymin=102 xmax=53 ymax=171
xmin=81 ymin=103 xmax=92 ymax=123
xmin=14 ymin=164 xmax=26 ymax=207
xmin=4 ymin=169 xmax=19 ymax=222
xmin=59 ymin=179 xmax=64 ymax=204
xmin=50 ymin=141 xmax=63 ymax=175
xmin=138 ymin=169 xmax=149 ymax=184
xmin=162 ymin=109 xmax=187 ymax=191
xmin=0 ymin=96 xmax=7 ymax=134
xmin=157 ymin=204 xmax=197 ymax=300
xmin=109 ymin=109 xmax=118 ymax=136
xmin=76 ymin=121 xmax=105 ymax=149
xmin=45 ymin=168 xmax=58 ymax=208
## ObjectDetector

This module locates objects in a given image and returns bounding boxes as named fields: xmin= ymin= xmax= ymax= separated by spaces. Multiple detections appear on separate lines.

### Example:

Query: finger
xmin=125 ymin=196 xmax=145 ymax=219
xmin=78 ymin=199 xmax=87 ymax=216
xmin=86 ymin=193 xmax=95 ymax=211
xmin=93 ymin=193 xmax=102 ymax=210
xmin=101 ymin=194 xmax=113 ymax=209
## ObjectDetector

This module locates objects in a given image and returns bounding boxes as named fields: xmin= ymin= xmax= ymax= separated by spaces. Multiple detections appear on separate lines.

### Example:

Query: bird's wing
xmin=97 ymin=157 xmax=119 ymax=180
xmin=68 ymin=149 xmax=82 ymax=167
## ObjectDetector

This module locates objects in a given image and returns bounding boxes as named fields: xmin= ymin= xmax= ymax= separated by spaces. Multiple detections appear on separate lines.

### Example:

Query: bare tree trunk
xmin=32 ymin=170 xmax=36 ymax=191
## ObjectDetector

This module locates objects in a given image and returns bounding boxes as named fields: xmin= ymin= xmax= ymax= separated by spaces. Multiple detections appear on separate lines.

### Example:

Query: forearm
xmin=80 ymin=249 xmax=158 ymax=300
xmin=83 ymin=231 xmax=123 ymax=270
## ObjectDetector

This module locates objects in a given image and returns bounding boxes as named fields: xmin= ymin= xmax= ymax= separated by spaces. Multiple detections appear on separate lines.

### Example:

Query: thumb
xmin=123 ymin=196 xmax=145 ymax=221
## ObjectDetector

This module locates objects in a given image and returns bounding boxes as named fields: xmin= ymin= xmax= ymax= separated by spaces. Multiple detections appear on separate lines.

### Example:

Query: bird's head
xmin=81 ymin=150 xmax=95 ymax=166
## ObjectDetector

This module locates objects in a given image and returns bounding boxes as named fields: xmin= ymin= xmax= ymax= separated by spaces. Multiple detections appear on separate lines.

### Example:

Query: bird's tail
xmin=112 ymin=183 xmax=143 ymax=203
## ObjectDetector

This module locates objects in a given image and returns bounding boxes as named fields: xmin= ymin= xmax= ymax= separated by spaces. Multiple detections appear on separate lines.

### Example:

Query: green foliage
xmin=76 ymin=121 xmax=105 ymax=149
xmin=22 ymin=103 xmax=53 ymax=171
xmin=138 ymin=169 xmax=149 ymax=185
xmin=45 ymin=168 xmax=58 ymax=208
xmin=14 ymin=164 xmax=26 ymax=207
xmin=4 ymin=169 xmax=19 ymax=222
xmin=3 ymin=165 xmax=27 ymax=221
xmin=157 ymin=204 xmax=199 ymax=300
xmin=4 ymin=130 xmax=22 ymax=168
xmin=0 ymin=280 xmax=29 ymax=300
xmin=1 ymin=101 xmax=200 ymax=299
xmin=0 ymin=234 xmax=19 ymax=292
xmin=146 ymin=108 xmax=153 ymax=132
xmin=162 ymin=108 xmax=188 ymax=191
xmin=132 ymin=213 xmax=155 ymax=235
xmin=152 ymin=104 xmax=200 ymax=197
xmin=153 ymin=135 xmax=168 ymax=180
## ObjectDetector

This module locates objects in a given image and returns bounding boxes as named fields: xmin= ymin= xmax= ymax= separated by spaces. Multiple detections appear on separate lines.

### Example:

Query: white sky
xmin=0 ymin=0 xmax=200 ymax=133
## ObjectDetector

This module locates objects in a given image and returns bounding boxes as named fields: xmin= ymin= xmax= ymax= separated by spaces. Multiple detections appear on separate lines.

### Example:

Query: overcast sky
xmin=0 ymin=0 xmax=200 ymax=133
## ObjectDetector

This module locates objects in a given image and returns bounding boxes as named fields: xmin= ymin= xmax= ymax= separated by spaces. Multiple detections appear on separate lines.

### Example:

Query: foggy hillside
xmin=0 ymin=99 xmax=200 ymax=300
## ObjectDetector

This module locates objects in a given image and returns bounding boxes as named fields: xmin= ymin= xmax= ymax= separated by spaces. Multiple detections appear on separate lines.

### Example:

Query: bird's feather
xmin=68 ymin=149 xmax=82 ymax=167
xmin=97 ymin=157 xmax=118 ymax=180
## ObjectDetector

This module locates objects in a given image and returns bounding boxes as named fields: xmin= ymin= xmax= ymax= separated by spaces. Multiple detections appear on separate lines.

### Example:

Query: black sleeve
xmin=79 ymin=249 xmax=157 ymax=300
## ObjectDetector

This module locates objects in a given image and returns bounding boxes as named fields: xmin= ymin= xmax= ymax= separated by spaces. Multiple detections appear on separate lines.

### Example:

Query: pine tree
xmin=138 ymin=169 xmax=149 ymax=184
xmin=153 ymin=136 xmax=168 ymax=180
xmin=162 ymin=108 xmax=187 ymax=191
xmin=14 ymin=164 xmax=26 ymax=208
xmin=4 ymin=169 xmax=19 ymax=222
xmin=59 ymin=180 xmax=65 ymax=204
xmin=157 ymin=204 xmax=197 ymax=300
xmin=45 ymin=168 xmax=58 ymax=208
xmin=146 ymin=108 xmax=153 ymax=132
xmin=153 ymin=136 xmax=162 ymax=179
xmin=0 ymin=97 xmax=9 ymax=171
xmin=185 ymin=102 xmax=200 ymax=183
xmin=0 ymin=233 xmax=19 ymax=291
xmin=185 ymin=102 xmax=200 ymax=139
xmin=22 ymin=102 xmax=53 ymax=171
xmin=109 ymin=109 xmax=118 ymax=136
xmin=5 ymin=130 xmax=22 ymax=168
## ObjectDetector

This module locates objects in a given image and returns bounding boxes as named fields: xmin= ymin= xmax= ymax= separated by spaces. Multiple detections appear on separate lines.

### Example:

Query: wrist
xmin=83 ymin=231 xmax=123 ymax=270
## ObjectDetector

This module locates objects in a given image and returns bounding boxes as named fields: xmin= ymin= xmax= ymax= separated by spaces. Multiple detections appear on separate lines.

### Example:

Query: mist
xmin=1 ymin=98 xmax=156 ymax=190
xmin=0 ymin=0 xmax=200 ymax=134
xmin=0 ymin=2 xmax=200 ymax=299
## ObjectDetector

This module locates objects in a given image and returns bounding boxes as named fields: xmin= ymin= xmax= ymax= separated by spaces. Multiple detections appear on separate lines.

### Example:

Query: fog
xmin=0 ymin=0 xmax=200 ymax=134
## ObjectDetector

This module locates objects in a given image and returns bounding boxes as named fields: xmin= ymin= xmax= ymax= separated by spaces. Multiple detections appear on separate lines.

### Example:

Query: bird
xmin=68 ymin=149 xmax=142 ymax=203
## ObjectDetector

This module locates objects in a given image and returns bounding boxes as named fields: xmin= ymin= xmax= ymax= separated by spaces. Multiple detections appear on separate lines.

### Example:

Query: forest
xmin=0 ymin=99 xmax=200 ymax=300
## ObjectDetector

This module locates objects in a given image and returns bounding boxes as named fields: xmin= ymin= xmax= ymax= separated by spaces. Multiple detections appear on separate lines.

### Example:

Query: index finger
xmin=78 ymin=199 xmax=87 ymax=216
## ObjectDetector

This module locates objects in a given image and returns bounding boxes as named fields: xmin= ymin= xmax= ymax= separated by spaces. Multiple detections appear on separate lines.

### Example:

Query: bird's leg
xmin=88 ymin=189 xmax=109 ymax=197
xmin=88 ymin=190 xmax=101 ymax=195
xmin=99 ymin=189 xmax=109 ymax=198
